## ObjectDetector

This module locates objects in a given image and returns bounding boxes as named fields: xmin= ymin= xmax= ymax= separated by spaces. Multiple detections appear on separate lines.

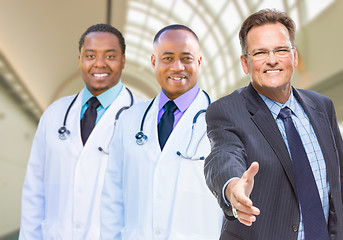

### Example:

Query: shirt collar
xmin=82 ymin=80 xmax=123 ymax=108
xmin=159 ymin=83 xmax=200 ymax=113
xmin=258 ymin=89 xmax=296 ymax=120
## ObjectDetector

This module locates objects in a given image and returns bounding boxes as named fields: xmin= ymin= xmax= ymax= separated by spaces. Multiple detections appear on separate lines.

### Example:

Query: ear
xmin=121 ymin=54 xmax=126 ymax=69
xmin=198 ymin=56 xmax=202 ymax=66
xmin=240 ymin=55 xmax=249 ymax=74
xmin=78 ymin=55 xmax=81 ymax=69
xmin=151 ymin=54 xmax=156 ymax=70
xmin=293 ymin=48 xmax=298 ymax=68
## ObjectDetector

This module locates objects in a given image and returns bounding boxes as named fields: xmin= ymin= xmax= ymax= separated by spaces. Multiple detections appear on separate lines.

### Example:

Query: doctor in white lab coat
xmin=101 ymin=24 xmax=222 ymax=240
xmin=20 ymin=24 xmax=139 ymax=240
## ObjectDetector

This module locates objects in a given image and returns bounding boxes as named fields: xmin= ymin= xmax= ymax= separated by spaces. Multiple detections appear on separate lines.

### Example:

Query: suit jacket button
xmin=212 ymin=191 xmax=219 ymax=199
xmin=292 ymin=225 xmax=298 ymax=232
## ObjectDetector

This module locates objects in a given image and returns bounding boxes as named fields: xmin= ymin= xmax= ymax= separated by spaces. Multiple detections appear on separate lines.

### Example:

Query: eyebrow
xmin=252 ymin=46 xmax=290 ymax=51
xmin=162 ymin=51 xmax=193 ymax=55
xmin=84 ymin=49 xmax=118 ymax=53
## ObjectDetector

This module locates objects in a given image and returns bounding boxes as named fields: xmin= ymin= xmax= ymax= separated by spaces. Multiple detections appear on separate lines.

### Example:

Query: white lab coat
xmin=101 ymin=90 xmax=222 ymax=240
xmin=20 ymin=87 xmax=137 ymax=240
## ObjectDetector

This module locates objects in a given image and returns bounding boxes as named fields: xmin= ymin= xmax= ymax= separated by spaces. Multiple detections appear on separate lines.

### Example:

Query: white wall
xmin=0 ymin=85 xmax=37 ymax=236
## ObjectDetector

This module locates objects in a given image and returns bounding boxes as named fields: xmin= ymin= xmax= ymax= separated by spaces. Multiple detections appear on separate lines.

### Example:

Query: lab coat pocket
xmin=177 ymin=160 xmax=207 ymax=194
xmin=40 ymin=221 xmax=69 ymax=240
xmin=169 ymin=232 xmax=218 ymax=240
xmin=121 ymin=228 xmax=138 ymax=240
xmin=172 ymin=159 xmax=222 ymax=238
xmin=41 ymin=221 xmax=55 ymax=240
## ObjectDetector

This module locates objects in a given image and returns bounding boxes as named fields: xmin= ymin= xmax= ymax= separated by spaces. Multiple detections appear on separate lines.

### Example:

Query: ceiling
xmin=0 ymin=0 xmax=338 ymax=122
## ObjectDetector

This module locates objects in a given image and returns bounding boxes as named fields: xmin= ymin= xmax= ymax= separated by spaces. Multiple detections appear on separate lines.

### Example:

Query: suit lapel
xmin=243 ymin=84 xmax=297 ymax=193
xmin=294 ymin=89 xmax=338 ymax=188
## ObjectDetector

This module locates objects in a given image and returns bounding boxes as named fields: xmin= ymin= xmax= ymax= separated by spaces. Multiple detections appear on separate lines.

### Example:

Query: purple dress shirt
xmin=157 ymin=84 xmax=200 ymax=129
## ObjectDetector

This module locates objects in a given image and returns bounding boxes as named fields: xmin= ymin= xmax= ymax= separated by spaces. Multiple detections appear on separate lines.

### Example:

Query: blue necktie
xmin=158 ymin=101 xmax=178 ymax=150
xmin=81 ymin=97 xmax=101 ymax=145
xmin=278 ymin=107 xmax=329 ymax=240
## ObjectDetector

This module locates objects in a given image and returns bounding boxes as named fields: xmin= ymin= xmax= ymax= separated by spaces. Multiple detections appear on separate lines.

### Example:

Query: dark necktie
xmin=158 ymin=101 xmax=178 ymax=150
xmin=278 ymin=107 xmax=329 ymax=240
xmin=81 ymin=97 xmax=101 ymax=145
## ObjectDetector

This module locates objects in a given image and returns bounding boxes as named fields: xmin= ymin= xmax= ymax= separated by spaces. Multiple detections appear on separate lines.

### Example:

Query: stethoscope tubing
xmin=135 ymin=90 xmax=211 ymax=160
xmin=58 ymin=88 xmax=133 ymax=140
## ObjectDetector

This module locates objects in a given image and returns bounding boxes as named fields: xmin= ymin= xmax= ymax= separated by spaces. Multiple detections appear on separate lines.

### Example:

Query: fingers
xmin=232 ymin=200 xmax=260 ymax=217
xmin=227 ymin=162 xmax=260 ymax=226
xmin=242 ymin=162 xmax=259 ymax=183
xmin=233 ymin=207 xmax=257 ymax=226
xmin=231 ymin=201 xmax=260 ymax=227
xmin=241 ymin=162 xmax=259 ymax=202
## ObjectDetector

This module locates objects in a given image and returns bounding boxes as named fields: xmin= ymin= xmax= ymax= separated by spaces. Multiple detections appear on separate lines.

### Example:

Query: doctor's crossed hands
xmin=225 ymin=162 xmax=260 ymax=226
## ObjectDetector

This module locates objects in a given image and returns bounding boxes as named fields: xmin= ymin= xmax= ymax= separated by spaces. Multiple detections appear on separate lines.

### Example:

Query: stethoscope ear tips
xmin=135 ymin=131 xmax=148 ymax=145
xmin=58 ymin=127 xmax=70 ymax=140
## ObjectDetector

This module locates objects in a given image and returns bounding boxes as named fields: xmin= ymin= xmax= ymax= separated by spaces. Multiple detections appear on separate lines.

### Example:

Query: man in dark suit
xmin=205 ymin=9 xmax=343 ymax=240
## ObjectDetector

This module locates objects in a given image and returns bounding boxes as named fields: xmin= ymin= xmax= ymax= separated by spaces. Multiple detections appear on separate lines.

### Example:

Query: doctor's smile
xmin=168 ymin=74 xmax=187 ymax=82
xmin=79 ymin=31 xmax=125 ymax=96
xmin=92 ymin=73 xmax=110 ymax=80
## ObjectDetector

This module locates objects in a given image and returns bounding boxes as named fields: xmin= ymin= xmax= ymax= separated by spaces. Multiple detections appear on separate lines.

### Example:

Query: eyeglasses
xmin=246 ymin=47 xmax=295 ymax=61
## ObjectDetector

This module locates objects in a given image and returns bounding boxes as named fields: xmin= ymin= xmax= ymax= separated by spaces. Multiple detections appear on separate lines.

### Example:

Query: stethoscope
xmin=58 ymin=88 xmax=133 ymax=142
xmin=135 ymin=90 xmax=211 ymax=161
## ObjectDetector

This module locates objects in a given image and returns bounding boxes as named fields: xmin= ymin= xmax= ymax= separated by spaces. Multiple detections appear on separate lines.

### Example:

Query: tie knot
xmin=163 ymin=101 xmax=178 ymax=113
xmin=87 ymin=97 xmax=101 ymax=109
xmin=278 ymin=107 xmax=292 ymax=120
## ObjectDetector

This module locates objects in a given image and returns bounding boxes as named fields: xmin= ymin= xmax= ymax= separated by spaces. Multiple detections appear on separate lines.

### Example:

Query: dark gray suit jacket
xmin=205 ymin=84 xmax=343 ymax=240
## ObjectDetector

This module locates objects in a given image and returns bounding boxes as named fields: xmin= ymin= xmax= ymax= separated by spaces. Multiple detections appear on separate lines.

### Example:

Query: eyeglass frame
xmin=244 ymin=47 xmax=296 ymax=60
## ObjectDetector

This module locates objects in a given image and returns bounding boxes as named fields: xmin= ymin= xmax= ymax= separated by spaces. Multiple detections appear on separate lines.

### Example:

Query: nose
xmin=170 ymin=58 xmax=185 ymax=71
xmin=94 ymin=56 xmax=106 ymax=68
xmin=265 ymin=51 xmax=279 ymax=65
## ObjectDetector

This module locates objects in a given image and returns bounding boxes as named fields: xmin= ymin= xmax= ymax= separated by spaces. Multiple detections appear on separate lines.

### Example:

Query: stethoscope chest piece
xmin=58 ymin=126 xmax=70 ymax=140
xmin=135 ymin=131 xmax=148 ymax=145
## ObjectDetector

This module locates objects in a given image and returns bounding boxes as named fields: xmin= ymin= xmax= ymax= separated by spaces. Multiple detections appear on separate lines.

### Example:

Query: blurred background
xmin=0 ymin=0 xmax=342 ymax=238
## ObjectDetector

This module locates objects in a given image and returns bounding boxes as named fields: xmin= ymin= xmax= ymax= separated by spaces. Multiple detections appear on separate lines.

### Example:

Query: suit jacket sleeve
xmin=327 ymin=99 xmax=343 ymax=201
xmin=204 ymin=91 xmax=248 ymax=217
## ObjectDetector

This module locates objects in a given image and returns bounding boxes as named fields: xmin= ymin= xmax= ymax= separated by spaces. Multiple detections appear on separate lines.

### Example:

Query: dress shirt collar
xmin=258 ymin=89 xmax=298 ymax=120
xmin=82 ymin=80 xmax=123 ymax=108
xmin=158 ymin=83 xmax=200 ymax=113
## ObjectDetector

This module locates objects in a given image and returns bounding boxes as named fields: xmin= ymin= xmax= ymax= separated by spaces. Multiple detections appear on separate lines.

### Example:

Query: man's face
xmin=151 ymin=29 xmax=202 ymax=100
xmin=79 ymin=32 xmax=125 ymax=96
xmin=240 ymin=23 xmax=298 ymax=102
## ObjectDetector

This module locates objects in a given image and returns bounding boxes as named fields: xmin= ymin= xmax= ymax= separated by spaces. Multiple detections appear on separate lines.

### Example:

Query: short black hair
xmin=153 ymin=24 xmax=199 ymax=44
xmin=79 ymin=23 xmax=126 ymax=54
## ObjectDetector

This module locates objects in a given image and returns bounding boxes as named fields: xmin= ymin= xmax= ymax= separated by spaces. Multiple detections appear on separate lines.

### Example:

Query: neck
xmin=254 ymin=86 xmax=291 ymax=104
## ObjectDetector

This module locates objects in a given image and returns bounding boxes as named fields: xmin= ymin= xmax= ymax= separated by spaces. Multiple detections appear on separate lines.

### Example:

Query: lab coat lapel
xmin=67 ymin=90 xmax=84 ymax=151
xmin=161 ymin=91 xmax=208 ymax=157
xmin=84 ymin=87 xmax=131 ymax=152
xmin=144 ymin=94 xmax=164 ymax=156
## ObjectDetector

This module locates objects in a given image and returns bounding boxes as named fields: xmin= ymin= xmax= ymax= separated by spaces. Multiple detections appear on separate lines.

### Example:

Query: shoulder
xmin=296 ymin=88 xmax=330 ymax=100
xmin=118 ymin=98 xmax=155 ymax=122
xmin=41 ymin=94 xmax=78 ymax=118
xmin=35 ymin=94 xmax=79 ymax=131
xmin=295 ymin=88 xmax=334 ymax=108
xmin=114 ymin=98 xmax=155 ymax=138
xmin=126 ymin=98 xmax=154 ymax=113
xmin=208 ymin=86 xmax=248 ymax=113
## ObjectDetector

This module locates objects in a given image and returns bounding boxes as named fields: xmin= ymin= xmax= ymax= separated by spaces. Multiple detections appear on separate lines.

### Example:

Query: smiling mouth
xmin=264 ymin=69 xmax=282 ymax=73
xmin=92 ymin=73 xmax=110 ymax=80
xmin=168 ymin=76 xmax=186 ymax=81
xmin=93 ymin=73 xmax=109 ymax=77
